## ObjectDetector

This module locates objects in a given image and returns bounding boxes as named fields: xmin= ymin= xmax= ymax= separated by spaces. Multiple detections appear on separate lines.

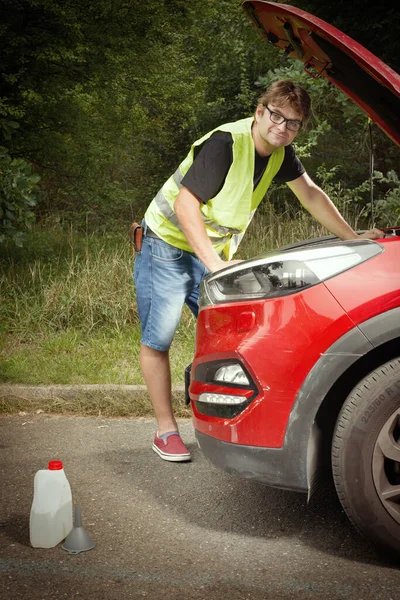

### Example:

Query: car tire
xmin=332 ymin=357 xmax=400 ymax=556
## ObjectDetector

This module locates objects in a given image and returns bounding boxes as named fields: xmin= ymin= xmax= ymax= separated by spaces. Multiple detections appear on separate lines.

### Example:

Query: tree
xmin=1 ymin=0 xmax=398 ymax=239
xmin=0 ymin=0 xmax=273 ymax=232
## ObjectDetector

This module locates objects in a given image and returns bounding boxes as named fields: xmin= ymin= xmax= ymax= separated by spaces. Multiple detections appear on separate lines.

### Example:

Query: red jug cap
xmin=48 ymin=460 xmax=63 ymax=470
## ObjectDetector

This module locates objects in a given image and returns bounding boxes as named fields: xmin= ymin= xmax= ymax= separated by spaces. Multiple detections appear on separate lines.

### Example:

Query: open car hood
xmin=242 ymin=1 xmax=400 ymax=145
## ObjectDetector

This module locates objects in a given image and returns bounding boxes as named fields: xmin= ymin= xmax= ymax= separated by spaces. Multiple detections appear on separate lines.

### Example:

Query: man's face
xmin=254 ymin=103 xmax=302 ymax=151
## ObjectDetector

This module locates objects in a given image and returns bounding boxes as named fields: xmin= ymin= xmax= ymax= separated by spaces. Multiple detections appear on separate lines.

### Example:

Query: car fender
xmin=290 ymin=307 xmax=400 ymax=496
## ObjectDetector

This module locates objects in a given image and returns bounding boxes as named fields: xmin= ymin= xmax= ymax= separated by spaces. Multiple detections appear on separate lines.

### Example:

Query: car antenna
xmin=368 ymin=117 xmax=375 ymax=227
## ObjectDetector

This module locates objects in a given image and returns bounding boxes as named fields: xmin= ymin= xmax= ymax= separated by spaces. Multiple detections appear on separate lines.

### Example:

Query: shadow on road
xmin=100 ymin=440 xmax=394 ymax=569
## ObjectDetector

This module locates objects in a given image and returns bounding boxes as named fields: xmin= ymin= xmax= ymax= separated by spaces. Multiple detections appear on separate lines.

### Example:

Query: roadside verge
xmin=0 ymin=384 xmax=189 ymax=417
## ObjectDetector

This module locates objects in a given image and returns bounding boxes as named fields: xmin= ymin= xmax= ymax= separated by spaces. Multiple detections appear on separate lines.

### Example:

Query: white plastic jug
xmin=30 ymin=460 xmax=73 ymax=548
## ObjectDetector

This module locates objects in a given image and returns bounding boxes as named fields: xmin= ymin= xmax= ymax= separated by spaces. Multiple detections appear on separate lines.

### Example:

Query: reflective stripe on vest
xmin=153 ymin=181 xmax=231 ymax=245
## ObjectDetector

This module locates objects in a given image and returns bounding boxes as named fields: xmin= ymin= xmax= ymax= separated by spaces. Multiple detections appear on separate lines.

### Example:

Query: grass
xmin=0 ymin=224 xmax=197 ymax=386
xmin=0 ymin=324 xmax=195 ymax=385
xmin=235 ymin=201 xmax=328 ymax=259
xmin=0 ymin=203 xmax=355 ymax=392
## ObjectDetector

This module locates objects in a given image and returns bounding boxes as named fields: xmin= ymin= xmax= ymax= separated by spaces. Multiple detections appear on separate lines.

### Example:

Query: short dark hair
xmin=257 ymin=80 xmax=311 ymax=125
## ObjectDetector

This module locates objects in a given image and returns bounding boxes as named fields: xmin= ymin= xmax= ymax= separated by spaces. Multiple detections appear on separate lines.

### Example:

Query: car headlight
xmin=200 ymin=239 xmax=382 ymax=307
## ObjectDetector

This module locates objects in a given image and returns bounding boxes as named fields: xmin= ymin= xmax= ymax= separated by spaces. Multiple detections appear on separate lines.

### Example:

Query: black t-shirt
xmin=181 ymin=131 xmax=305 ymax=203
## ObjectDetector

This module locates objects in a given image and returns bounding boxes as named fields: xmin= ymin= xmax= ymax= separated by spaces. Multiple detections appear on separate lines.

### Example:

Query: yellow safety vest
xmin=145 ymin=117 xmax=284 ymax=259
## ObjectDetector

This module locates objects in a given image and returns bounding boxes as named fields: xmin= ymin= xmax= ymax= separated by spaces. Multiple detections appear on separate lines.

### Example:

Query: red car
xmin=188 ymin=1 xmax=400 ymax=556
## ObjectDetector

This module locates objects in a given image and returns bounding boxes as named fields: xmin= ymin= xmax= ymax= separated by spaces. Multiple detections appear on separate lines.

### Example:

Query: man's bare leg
xmin=139 ymin=344 xmax=178 ymax=436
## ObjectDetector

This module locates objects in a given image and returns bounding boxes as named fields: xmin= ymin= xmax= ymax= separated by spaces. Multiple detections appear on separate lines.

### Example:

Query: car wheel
xmin=332 ymin=357 xmax=400 ymax=556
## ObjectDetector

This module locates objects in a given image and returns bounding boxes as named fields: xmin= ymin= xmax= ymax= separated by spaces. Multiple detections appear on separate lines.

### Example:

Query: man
xmin=134 ymin=79 xmax=383 ymax=463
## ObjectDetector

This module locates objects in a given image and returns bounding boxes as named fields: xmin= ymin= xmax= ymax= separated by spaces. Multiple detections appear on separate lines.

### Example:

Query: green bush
xmin=0 ymin=145 xmax=40 ymax=246
xmin=364 ymin=170 xmax=400 ymax=226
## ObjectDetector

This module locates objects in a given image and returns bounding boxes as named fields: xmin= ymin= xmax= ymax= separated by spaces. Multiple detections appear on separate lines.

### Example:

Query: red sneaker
xmin=152 ymin=433 xmax=191 ymax=462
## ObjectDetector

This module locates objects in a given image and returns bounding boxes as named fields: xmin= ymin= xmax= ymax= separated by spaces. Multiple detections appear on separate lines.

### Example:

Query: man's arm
xmin=288 ymin=173 xmax=384 ymax=240
xmin=174 ymin=186 xmax=242 ymax=272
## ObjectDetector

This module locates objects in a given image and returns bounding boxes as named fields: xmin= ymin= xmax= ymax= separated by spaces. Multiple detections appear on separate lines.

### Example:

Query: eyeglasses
xmin=264 ymin=105 xmax=302 ymax=132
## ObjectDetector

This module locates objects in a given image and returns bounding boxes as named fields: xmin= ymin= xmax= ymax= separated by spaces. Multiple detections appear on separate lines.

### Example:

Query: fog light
xmin=214 ymin=364 xmax=250 ymax=385
xmin=198 ymin=392 xmax=248 ymax=405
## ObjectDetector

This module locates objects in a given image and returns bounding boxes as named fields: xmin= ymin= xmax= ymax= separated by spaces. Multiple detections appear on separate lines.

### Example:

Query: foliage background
xmin=1 ymin=0 xmax=399 ymax=241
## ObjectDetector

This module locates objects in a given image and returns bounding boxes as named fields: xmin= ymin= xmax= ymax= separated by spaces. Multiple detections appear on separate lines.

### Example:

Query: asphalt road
xmin=1 ymin=414 xmax=399 ymax=600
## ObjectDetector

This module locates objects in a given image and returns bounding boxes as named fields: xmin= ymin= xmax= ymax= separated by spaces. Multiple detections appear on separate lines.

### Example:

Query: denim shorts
xmin=133 ymin=229 xmax=209 ymax=351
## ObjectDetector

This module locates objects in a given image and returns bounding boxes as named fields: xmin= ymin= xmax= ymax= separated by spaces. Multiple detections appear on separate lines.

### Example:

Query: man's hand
xmin=211 ymin=258 xmax=243 ymax=273
xmin=357 ymin=228 xmax=386 ymax=240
